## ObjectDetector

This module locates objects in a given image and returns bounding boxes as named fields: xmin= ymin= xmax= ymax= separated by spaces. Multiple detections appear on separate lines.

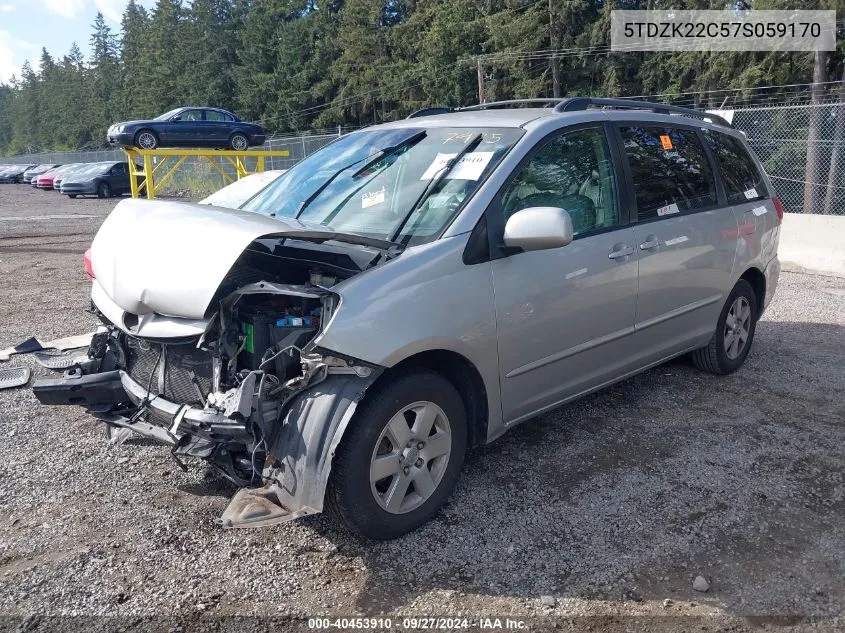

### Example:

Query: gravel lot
xmin=0 ymin=186 xmax=843 ymax=631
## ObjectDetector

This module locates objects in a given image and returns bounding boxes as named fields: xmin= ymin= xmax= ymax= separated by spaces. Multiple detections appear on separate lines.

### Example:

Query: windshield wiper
xmin=295 ymin=130 xmax=427 ymax=219
xmin=390 ymin=132 xmax=483 ymax=243
xmin=350 ymin=130 xmax=426 ymax=178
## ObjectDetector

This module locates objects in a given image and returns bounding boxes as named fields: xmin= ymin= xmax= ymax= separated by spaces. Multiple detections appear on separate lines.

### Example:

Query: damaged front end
xmin=33 ymin=199 xmax=389 ymax=527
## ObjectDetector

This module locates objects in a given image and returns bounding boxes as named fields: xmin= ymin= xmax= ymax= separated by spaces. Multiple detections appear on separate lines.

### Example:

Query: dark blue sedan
xmin=107 ymin=107 xmax=266 ymax=151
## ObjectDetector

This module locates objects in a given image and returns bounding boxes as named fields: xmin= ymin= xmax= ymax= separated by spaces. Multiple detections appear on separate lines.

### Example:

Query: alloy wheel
xmin=137 ymin=132 xmax=157 ymax=150
xmin=369 ymin=400 xmax=452 ymax=514
xmin=231 ymin=134 xmax=249 ymax=151
xmin=724 ymin=296 xmax=751 ymax=360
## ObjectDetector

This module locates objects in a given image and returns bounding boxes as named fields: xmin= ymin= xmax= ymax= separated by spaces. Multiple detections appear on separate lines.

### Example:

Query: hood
xmin=90 ymin=198 xmax=395 ymax=320
xmin=112 ymin=120 xmax=149 ymax=129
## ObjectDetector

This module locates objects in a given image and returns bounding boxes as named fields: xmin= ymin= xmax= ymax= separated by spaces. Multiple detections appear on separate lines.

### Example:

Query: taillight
xmin=84 ymin=248 xmax=95 ymax=279
xmin=772 ymin=196 xmax=784 ymax=223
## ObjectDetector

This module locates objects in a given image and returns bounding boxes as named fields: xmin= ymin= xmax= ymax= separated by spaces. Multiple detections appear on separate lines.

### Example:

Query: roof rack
xmin=406 ymin=106 xmax=454 ymax=119
xmin=555 ymin=97 xmax=731 ymax=127
xmin=459 ymin=98 xmax=563 ymax=111
xmin=405 ymin=97 xmax=731 ymax=127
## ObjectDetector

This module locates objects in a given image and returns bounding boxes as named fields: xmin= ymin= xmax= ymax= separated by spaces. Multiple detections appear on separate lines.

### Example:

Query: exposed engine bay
xmin=33 ymin=230 xmax=386 ymax=528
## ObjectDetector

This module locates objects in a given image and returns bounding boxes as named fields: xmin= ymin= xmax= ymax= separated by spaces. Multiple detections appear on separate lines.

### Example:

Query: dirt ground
xmin=0 ymin=185 xmax=844 ymax=632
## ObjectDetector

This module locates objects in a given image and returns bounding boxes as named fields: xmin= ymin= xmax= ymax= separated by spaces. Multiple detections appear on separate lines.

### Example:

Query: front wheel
xmin=67 ymin=194 xmax=77 ymax=199
xmin=690 ymin=279 xmax=758 ymax=375
xmin=97 ymin=182 xmax=111 ymax=198
xmin=135 ymin=129 xmax=159 ymax=150
xmin=326 ymin=370 xmax=467 ymax=540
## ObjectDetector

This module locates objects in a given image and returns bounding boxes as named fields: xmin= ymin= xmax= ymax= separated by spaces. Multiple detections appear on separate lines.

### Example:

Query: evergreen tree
xmin=120 ymin=0 xmax=152 ymax=119
xmin=90 ymin=12 xmax=121 ymax=141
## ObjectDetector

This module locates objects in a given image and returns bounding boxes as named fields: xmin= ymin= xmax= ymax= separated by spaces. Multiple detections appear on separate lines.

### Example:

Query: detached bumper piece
xmin=32 ymin=370 xmax=126 ymax=406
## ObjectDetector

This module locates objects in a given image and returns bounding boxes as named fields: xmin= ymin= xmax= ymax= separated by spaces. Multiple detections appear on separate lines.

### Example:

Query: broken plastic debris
xmin=0 ymin=366 xmax=31 ymax=390
xmin=0 ymin=331 xmax=97 ymax=362
xmin=0 ymin=337 xmax=43 ymax=361
xmin=32 ymin=348 xmax=89 ymax=371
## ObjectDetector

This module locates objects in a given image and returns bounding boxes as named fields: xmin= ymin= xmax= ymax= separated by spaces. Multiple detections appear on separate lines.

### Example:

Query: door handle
xmin=608 ymin=245 xmax=634 ymax=260
xmin=639 ymin=235 xmax=661 ymax=250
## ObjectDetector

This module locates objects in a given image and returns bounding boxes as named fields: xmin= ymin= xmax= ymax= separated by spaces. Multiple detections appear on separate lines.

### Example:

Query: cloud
xmin=0 ymin=31 xmax=39 ymax=84
xmin=0 ymin=4 xmax=15 ymax=12
xmin=40 ymin=0 xmax=86 ymax=19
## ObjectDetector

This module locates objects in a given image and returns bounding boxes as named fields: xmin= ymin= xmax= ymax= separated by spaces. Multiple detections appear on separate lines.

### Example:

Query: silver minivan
xmin=34 ymin=98 xmax=781 ymax=539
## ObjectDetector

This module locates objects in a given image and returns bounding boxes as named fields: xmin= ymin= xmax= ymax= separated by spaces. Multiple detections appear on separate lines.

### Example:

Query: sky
xmin=0 ymin=0 xmax=156 ymax=84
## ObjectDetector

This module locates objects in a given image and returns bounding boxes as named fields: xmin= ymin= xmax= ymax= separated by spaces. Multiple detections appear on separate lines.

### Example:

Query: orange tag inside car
xmin=659 ymin=135 xmax=673 ymax=150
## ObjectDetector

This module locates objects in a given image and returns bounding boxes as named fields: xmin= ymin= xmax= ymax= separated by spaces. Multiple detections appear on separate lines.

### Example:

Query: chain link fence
xmin=733 ymin=103 xmax=845 ymax=215
xmin=2 ymin=106 xmax=844 ymax=213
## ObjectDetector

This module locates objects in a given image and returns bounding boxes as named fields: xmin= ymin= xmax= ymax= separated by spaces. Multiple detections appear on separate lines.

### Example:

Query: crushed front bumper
xmin=33 ymin=368 xmax=251 ymax=448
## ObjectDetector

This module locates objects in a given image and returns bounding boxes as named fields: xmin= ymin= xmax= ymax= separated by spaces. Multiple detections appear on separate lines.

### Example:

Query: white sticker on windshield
xmin=657 ymin=202 xmax=680 ymax=216
xmin=744 ymin=188 xmax=759 ymax=200
xmin=361 ymin=186 xmax=385 ymax=209
xmin=420 ymin=152 xmax=494 ymax=181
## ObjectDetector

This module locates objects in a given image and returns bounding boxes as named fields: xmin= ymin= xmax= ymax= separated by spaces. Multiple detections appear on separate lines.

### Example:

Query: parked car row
xmin=0 ymin=161 xmax=143 ymax=198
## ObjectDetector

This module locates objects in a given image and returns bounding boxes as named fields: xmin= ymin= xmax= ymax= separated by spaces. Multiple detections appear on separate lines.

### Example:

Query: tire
xmin=229 ymin=132 xmax=249 ymax=151
xmin=68 ymin=194 xmax=77 ymax=199
xmin=134 ymin=129 xmax=159 ymax=150
xmin=97 ymin=182 xmax=111 ymax=198
xmin=326 ymin=370 xmax=467 ymax=540
xmin=690 ymin=279 xmax=758 ymax=375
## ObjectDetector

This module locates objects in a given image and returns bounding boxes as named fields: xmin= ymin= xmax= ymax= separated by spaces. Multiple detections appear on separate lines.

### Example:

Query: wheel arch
xmin=218 ymin=348 xmax=491 ymax=529
xmin=374 ymin=349 xmax=489 ymax=449
xmin=739 ymin=266 xmax=766 ymax=317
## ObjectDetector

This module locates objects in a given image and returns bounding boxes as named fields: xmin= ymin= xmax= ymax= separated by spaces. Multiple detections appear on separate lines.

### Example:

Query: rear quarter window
xmin=621 ymin=126 xmax=717 ymax=220
xmin=705 ymin=131 xmax=767 ymax=204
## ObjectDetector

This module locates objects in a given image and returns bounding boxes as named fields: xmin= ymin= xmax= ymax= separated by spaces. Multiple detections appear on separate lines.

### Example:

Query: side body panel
xmin=491 ymin=228 xmax=639 ymax=422
xmin=631 ymin=209 xmax=738 ymax=359
xmin=608 ymin=119 xmax=739 ymax=359
xmin=731 ymin=148 xmax=781 ymax=312
xmin=314 ymin=235 xmax=505 ymax=434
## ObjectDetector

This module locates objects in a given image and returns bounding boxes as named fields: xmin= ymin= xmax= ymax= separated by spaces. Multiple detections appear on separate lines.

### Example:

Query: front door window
xmin=501 ymin=127 xmax=620 ymax=236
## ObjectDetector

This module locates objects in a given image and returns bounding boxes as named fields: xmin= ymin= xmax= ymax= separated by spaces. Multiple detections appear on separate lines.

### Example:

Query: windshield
xmin=66 ymin=164 xmax=101 ymax=178
xmin=242 ymin=127 xmax=523 ymax=246
xmin=154 ymin=109 xmax=181 ymax=121
xmin=93 ymin=163 xmax=115 ymax=175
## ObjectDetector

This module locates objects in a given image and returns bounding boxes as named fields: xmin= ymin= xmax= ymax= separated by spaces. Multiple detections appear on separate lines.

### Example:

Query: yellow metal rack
xmin=121 ymin=147 xmax=290 ymax=199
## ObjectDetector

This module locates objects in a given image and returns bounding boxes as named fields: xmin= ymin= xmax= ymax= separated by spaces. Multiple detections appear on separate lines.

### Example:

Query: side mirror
xmin=503 ymin=207 xmax=574 ymax=252
xmin=171 ymin=115 xmax=182 ymax=122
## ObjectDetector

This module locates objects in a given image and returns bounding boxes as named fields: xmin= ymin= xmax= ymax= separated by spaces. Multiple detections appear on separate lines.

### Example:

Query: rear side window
xmin=205 ymin=110 xmax=235 ymax=122
xmin=620 ymin=126 xmax=717 ymax=220
xmin=706 ymin=131 xmax=767 ymax=204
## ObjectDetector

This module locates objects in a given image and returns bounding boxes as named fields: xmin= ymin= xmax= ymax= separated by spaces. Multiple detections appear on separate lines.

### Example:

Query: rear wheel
xmin=135 ymin=129 xmax=158 ymax=150
xmin=326 ymin=370 xmax=467 ymax=540
xmin=229 ymin=133 xmax=249 ymax=151
xmin=691 ymin=279 xmax=758 ymax=375
xmin=97 ymin=182 xmax=111 ymax=198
